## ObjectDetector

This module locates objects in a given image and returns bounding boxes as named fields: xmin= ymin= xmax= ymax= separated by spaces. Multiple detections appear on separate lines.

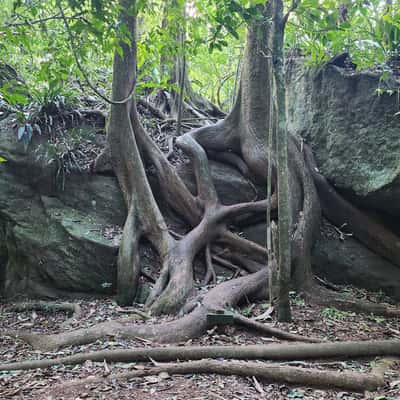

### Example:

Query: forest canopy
xmin=1 ymin=0 xmax=399 ymax=113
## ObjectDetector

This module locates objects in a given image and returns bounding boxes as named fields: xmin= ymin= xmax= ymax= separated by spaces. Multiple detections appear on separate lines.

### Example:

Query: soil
xmin=1 ymin=286 xmax=400 ymax=400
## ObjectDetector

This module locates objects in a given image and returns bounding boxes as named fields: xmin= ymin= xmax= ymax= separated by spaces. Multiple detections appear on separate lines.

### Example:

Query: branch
xmin=220 ymin=230 xmax=268 ymax=264
xmin=233 ymin=314 xmax=320 ymax=343
xmin=57 ymin=3 xmax=135 ymax=105
xmin=283 ymin=0 xmax=301 ymax=26
xmin=1 ymin=12 xmax=85 ymax=28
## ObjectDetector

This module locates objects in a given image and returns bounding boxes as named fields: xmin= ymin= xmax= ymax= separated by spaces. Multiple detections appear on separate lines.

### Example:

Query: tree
xmin=3 ymin=0 xmax=400 ymax=353
xmin=108 ymin=0 xmax=267 ymax=314
xmin=270 ymin=0 xmax=292 ymax=322
xmin=155 ymin=0 xmax=226 ymax=121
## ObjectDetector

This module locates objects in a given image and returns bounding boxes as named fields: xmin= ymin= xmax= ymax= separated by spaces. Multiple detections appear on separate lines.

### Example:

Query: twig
xmin=166 ymin=136 xmax=175 ymax=159
xmin=115 ymin=307 xmax=150 ymax=320
xmin=283 ymin=0 xmax=301 ymax=26
xmin=1 ymin=12 xmax=85 ymax=28
xmin=138 ymin=98 xmax=167 ymax=120
xmin=6 ymin=301 xmax=82 ymax=328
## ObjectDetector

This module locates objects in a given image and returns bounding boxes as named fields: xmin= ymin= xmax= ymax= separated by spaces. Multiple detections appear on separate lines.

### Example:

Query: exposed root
xmin=6 ymin=301 xmax=82 ymax=328
xmin=85 ymin=0 xmax=400 ymax=325
xmin=1 ymin=270 xmax=268 ymax=351
xmin=203 ymin=245 xmax=217 ymax=285
xmin=2 ymin=339 xmax=400 ymax=372
xmin=306 ymin=284 xmax=400 ymax=318
xmin=303 ymin=143 xmax=400 ymax=269
xmin=233 ymin=314 xmax=321 ymax=343
xmin=50 ymin=359 xmax=388 ymax=393
xmin=138 ymin=97 xmax=167 ymax=120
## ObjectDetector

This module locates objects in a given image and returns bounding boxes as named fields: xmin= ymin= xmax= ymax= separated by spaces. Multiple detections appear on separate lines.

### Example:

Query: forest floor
xmin=1 ymin=286 xmax=400 ymax=400
xmin=1 ymin=100 xmax=400 ymax=399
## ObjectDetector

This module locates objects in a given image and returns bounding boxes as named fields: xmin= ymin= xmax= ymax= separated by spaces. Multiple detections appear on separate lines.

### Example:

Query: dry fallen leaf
xmin=158 ymin=371 xmax=170 ymax=380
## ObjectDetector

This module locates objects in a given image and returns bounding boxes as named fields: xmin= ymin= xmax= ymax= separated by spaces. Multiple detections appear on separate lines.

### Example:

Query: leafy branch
xmin=1 ymin=11 xmax=86 ymax=29
xmin=57 ymin=2 xmax=135 ymax=105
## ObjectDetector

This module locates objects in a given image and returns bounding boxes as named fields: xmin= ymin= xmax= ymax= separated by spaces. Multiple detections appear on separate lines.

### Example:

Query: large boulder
xmin=0 ymin=114 xmax=261 ymax=299
xmin=312 ymin=227 xmax=400 ymax=301
xmin=177 ymin=160 xmax=260 ymax=205
xmin=287 ymin=61 xmax=400 ymax=216
xmin=242 ymin=221 xmax=400 ymax=300
xmin=0 ymin=116 xmax=125 ymax=299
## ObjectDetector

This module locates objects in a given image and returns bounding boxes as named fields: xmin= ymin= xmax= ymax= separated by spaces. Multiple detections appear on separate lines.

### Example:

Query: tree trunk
xmin=271 ymin=0 xmax=292 ymax=322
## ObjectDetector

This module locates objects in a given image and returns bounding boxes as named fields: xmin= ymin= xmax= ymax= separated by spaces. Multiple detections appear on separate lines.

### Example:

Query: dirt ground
xmin=1 ymin=285 xmax=400 ymax=400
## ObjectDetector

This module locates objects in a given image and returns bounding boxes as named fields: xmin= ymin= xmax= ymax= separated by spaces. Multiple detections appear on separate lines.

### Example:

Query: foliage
xmin=289 ymin=291 xmax=305 ymax=307
xmin=9 ymin=80 xmax=79 ymax=151
xmin=0 ymin=0 xmax=399 ymax=118
xmin=287 ymin=0 xmax=400 ymax=67
xmin=321 ymin=307 xmax=351 ymax=321
xmin=36 ymin=126 xmax=96 ymax=189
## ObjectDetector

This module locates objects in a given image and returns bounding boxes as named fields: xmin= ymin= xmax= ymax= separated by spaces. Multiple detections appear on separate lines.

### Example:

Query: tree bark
xmin=271 ymin=0 xmax=292 ymax=322
xmin=2 ymin=339 xmax=400 ymax=371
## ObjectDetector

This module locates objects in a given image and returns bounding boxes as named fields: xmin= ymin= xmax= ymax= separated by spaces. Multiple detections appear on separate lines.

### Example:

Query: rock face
xmin=177 ymin=160 xmax=259 ymax=205
xmin=242 ymin=221 xmax=400 ymax=300
xmin=313 ymin=230 xmax=400 ymax=301
xmin=0 ymin=116 xmax=260 ymax=299
xmin=0 ymin=116 xmax=125 ymax=298
xmin=1 ymin=61 xmax=400 ymax=300
xmin=287 ymin=61 xmax=400 ymax=216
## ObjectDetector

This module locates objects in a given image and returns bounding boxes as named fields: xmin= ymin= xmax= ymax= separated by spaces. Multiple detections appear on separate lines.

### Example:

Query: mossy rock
xmin=287 ymin=61 xmax=400 ymax=216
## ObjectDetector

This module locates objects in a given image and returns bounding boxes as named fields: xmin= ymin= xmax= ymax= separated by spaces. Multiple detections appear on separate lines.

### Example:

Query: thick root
xmin=43 ymin=358 xmax=398 ymax=394
xmin=303 ymin=143 xmax=400 ymax=269
xmin=233 ymin=314 xmax=321 ymax=343
xmin=307 ymin=284 xmax=400 ymax=318
xmin=6 ymin=301 xmax=81 ymax=328
xmin=1 ymin=339 xmax=399 ymax=372
xmin=1 ymin=270 xmax=268 ymax=351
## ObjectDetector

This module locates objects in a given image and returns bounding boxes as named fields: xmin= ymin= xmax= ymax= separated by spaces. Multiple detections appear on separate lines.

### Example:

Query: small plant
xmin=289 ymin=291 xmax=305 ymax=307
xmin=36 ymin=126 xmax=95 ymax=189
xmin=30 ymin=83 xmax=76 ymax=116
xmin=321 ymin=307 xmax=350 ymax=321
xmin=368 ymin=314 xmax=386 ymax=324
xmin=240 ymin=303 xmax=255 ymax=317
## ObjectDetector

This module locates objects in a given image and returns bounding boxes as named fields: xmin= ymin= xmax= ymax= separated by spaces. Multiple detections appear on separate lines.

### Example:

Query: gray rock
xmin=242 ymin=220 xmax=400 ymax=301
xmin=241 ymin=223 xmax=266 ymax=247
xmin=312 ymin=231 xmax=400 ymax=301
xmin=0 ymin=112 xmax=259 ymax=299
xmin=0 ymin=117 xmax=125 ymax=299
xmin=177 ymin=160 xmax=259 ymax=205
xmin=287 ymin=61 xmax=400 ymax=216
